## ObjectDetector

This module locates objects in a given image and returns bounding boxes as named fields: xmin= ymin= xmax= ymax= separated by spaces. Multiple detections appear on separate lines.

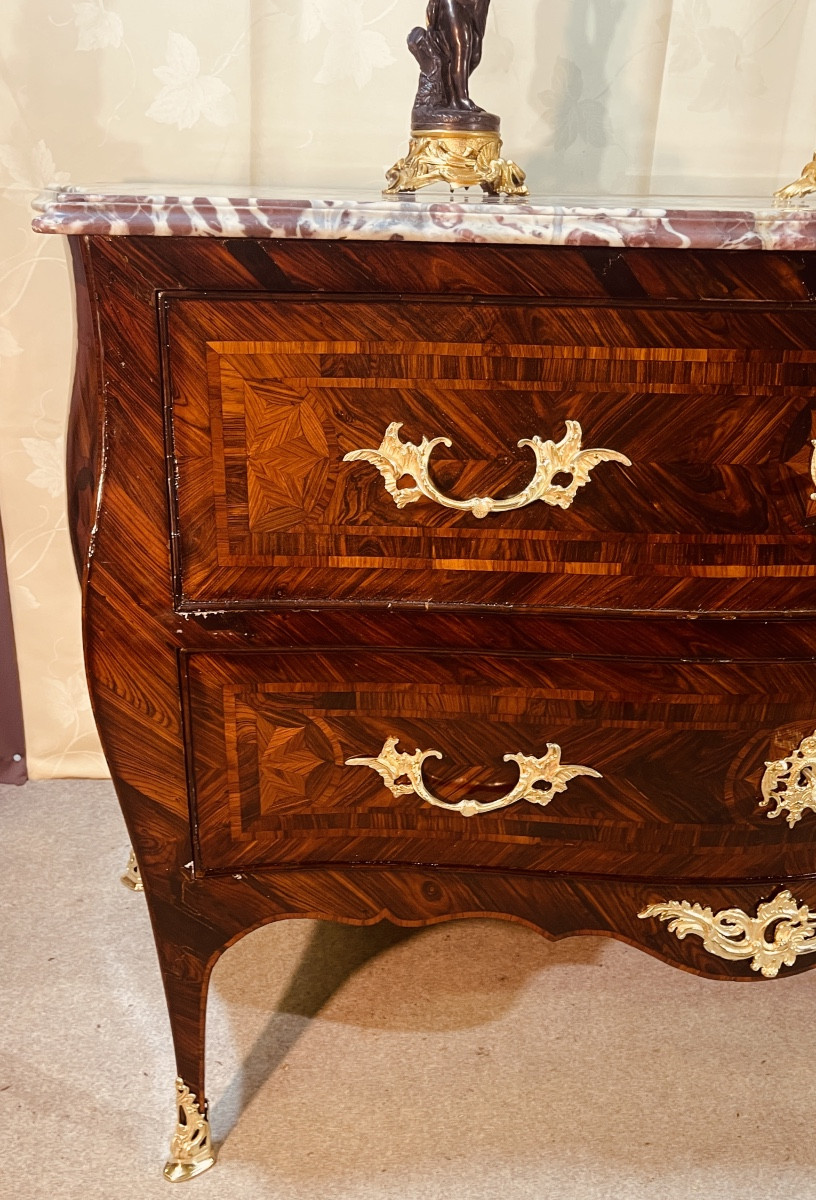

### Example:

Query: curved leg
xmin=449 ymin=15 xmax=474 ymax=108
xmin=155 ymin=923 xmax=220 ymax=1181
xmin=452 ymin=28 xmax=473 ymax=107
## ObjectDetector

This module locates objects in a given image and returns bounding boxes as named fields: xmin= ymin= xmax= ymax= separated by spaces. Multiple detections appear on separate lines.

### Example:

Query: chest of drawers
xmin=34 ymin=189 xmax=816 ymax=1180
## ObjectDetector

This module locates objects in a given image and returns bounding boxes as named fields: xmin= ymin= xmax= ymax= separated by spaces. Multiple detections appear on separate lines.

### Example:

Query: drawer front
xmin=166 ymin=296 xmax=816 ymax=614
xmin=184 ymin=647 xmax=816 ymax=877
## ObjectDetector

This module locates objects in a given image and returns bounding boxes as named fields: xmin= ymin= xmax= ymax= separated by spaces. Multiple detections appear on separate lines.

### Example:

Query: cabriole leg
xmin=156 ymin=929 xmax=219 ymax=1181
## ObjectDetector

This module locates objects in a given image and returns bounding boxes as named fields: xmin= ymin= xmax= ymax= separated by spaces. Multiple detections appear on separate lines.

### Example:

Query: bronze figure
xmin=410 ymin=0 xmax=497 ymax=130
xmin=384 ymin=0 xmax=527 ymax=196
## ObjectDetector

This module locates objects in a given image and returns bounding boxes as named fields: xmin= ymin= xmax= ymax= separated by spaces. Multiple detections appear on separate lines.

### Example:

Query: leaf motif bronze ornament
xmin=345 ymin=736 xmax=601 ymax=818
xmin=774 ymin=152 xmax=816 ymax=204
xmin=343 ymin=420 xmax=631 ymax=517
xmin=384 ymin=130 xmax=527 ymax=196
xmin=760 ymin=729 xmax=816 ymax=827
xmin=639 ymin=890 xmax=816 ymax=978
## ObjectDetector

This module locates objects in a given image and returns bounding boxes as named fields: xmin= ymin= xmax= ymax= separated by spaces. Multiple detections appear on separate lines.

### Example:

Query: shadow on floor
xmin=211 ymin=916 xmax=603 ymax=1140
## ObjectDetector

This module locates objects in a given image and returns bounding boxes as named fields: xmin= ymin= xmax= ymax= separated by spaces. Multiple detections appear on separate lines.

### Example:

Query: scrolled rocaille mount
xmin=343 ymin=420 xmax=631 ymax=518
xmin=760 ymin=729 xmax=816 ymax=828
xmin=345 ymin=736 xmax=601 ymax=818
xmin=163 ymin=1079 xmax=216 ymax=1183
xmin=120 ymin=847 xmax=144 ymax=891
xmin=639 ymin=890 xmax=816 ymax=978
xmin=775 ymin=153 xmax=816 ymax=204
xmin=384 ymin=130 xmax=527 ymax=196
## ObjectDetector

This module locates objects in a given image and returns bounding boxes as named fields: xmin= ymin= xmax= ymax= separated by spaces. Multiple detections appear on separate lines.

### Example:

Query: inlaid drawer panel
xmin=166 ymin=295 xmax=816 ymax=614
xmin=183 ymin=646 xmax=816 ymax=877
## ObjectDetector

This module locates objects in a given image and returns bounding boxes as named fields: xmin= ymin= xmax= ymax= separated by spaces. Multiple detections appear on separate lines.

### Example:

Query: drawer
xmin=182 ymin=645 xmax=816 ymax=878
xmin=165 ymin=295 xmax=816 ymax=615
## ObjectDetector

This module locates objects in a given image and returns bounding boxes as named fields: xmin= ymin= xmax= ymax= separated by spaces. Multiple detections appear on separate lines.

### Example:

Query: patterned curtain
xmin=0 ymin=0 xmax=815 ymax=777
xmin=0 ymin=515 xmax=26 ymax=784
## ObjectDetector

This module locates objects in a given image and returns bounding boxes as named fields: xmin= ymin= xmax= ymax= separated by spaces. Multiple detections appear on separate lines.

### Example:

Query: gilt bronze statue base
xmin=385 ymin=129 xmax=527 ymax=197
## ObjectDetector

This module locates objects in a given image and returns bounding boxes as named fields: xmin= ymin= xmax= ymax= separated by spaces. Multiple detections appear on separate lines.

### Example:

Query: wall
xmin=0 ymin=0 xmax=813 ymax=777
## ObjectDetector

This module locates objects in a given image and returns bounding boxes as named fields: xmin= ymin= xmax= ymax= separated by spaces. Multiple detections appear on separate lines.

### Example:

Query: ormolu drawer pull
xmin=639 ymin=890 xmax=816 ymax=977
xmin=345 ymin=736 xmax=601 ymax=817
xmin=343 ymin=420 xmax=631 ymax=517
xmin=760 ymin=729 xmax=816 ymax=827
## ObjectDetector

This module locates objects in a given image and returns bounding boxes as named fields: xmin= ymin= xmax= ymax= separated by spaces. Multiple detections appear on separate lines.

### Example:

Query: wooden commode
xmin=33 ymin=187 xmax=816 ymax=1180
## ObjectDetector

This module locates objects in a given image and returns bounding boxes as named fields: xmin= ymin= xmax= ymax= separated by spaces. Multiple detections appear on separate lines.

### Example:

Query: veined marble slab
xmin=32 ymin=184 xmax=816 ymax=250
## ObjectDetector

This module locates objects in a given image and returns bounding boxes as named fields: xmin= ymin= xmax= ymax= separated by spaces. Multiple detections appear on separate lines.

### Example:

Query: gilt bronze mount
xmin=345 ymin=737 xmax=601 ymax=818
xmin=164 ymin=1079 xmax=216 ymax=1183
xmin=385 ymin=1 xmax=527 ymax=196
xmin=640 ymin=890 xmax=816 ymax=978
xmin=343 ymin=420 xmax=631 ymax=516
xmin=120 ymin=846 xmax=143 ymax=891
xmin=775 ymin=153 xmax=816 ymax=204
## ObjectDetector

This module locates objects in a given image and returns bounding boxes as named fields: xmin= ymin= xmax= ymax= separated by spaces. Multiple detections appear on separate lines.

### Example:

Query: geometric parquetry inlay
xmin=245 ymin=382 xmax=332 ymax=533
xmin=172 ymin=305 xmax=816 ymax=614
xmin=257 ymin=721 xmax=329 ymax=807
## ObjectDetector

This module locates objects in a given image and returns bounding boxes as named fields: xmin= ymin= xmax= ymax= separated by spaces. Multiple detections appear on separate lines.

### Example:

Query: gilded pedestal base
xmin=385 ymin=130 xmax=528 ymax=197
xmin=120 ymin=847 xmax=144 ymax=892
xmin=163 ymin=1079 xmax=216 ymax=1183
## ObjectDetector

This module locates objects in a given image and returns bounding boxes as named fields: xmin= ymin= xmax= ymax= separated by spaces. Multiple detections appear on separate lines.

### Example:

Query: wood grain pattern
xmin=165 ymin=294 xmax=816 ymax=614
xmin=65 ymin=232 xmax=816 ymax=1139
xmin=66 ymin=239 xmax=102 ymax=581
xmin=184 ymin=646 xmax=816 ymax=879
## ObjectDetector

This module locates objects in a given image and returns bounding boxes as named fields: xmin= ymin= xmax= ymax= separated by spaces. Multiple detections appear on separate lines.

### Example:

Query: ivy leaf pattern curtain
xmin=0 ymin=0 xmax=814 ymax=777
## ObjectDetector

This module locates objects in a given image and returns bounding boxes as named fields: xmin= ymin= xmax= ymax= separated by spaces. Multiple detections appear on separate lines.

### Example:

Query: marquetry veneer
xmin=167 ymin=293 xmax=816 ymax=612
xmin=59 ymin=230 xmax=816 ymax=1178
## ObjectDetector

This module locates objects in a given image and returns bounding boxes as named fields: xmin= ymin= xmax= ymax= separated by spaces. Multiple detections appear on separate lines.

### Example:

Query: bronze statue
xmin=384 ymin=0 xmax=527 ymax=196
xmin=410 ymin=0 xmax=494 ymax=125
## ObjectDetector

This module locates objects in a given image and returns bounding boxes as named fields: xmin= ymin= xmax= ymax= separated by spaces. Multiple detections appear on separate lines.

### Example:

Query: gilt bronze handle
xmin=345 ymin=736 xmax=601 ymax=818
xmin=343 ymin=420 xmax=631 ymax=517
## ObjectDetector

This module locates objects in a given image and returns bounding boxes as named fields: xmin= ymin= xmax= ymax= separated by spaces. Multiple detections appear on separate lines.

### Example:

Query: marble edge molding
xmin=30 ymin=187 xmax=816 ymax=250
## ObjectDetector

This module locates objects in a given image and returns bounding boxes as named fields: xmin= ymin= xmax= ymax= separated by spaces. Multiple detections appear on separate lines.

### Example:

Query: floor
xmin=3 ymin=779 xmax=816 ymax=1200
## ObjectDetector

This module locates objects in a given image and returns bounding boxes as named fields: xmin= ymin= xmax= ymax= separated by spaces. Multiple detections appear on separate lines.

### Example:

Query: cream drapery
xmin=1 ymin=0 xmax=814 ymax=778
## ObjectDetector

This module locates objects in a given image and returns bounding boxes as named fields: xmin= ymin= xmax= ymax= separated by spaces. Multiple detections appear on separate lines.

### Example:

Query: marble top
xmin=31 ymin=184 xmax=816 ymax=250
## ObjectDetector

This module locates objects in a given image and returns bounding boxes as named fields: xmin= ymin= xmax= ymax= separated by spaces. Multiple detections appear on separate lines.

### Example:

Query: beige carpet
xmin=3 ymin=780 xmax=816 ymax=1199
